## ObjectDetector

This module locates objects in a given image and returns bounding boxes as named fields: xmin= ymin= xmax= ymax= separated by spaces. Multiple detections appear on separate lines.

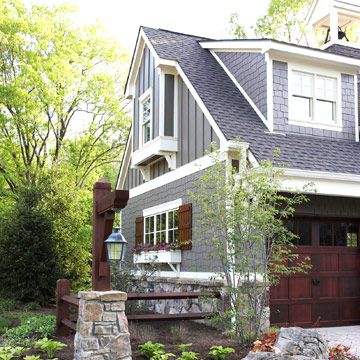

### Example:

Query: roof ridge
xmin=142 ymin=26 xmax=214 ymax=41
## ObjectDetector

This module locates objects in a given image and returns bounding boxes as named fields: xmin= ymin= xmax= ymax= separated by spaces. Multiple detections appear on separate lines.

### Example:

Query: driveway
xmin=316 ymin=326 xmax=360 ymax=357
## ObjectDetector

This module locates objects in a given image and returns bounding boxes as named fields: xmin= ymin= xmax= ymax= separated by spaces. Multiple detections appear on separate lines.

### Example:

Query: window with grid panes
xmin=144 ymin=209 xmax=179 ymax=245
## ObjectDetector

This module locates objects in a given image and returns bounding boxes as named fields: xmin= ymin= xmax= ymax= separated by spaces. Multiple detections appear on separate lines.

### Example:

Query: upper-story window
xmin=289 ymin=66 xmax=341 ymax=130
xmin=139 ymin=88 xmax=152 ymax=145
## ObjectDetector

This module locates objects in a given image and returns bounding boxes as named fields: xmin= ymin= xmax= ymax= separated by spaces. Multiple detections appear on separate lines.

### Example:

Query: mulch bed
xmin=57 ymin=320 xmax=248 ymax=360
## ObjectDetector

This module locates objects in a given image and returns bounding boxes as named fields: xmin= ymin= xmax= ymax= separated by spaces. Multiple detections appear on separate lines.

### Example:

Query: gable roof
xmin=141 ymin=26 xmax=360 ymax=175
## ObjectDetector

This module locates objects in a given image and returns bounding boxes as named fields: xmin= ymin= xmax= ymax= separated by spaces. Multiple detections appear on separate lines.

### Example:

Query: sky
xmin=33 ymin=0 xmax=271 ymax=54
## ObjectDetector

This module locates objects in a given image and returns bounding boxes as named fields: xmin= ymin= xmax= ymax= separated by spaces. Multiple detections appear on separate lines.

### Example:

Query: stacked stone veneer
xmin=137 ymin=277 xmax=225 ymax=315
xmin=74 ymin=291 xmax=132 ymax=360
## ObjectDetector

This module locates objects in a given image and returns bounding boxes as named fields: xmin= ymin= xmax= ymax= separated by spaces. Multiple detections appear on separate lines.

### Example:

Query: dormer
xmin=125 ymin=29 xmax=179 ymax=181
xmin=307 ymin=0 xmax=360 ymax=47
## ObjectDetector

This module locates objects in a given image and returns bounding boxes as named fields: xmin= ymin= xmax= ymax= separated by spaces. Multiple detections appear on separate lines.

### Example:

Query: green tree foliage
xmin=254 ymin=0 xmax=312 ymax=43
xmin=0 ymin=185 xmax=59 ymax=304
xmin=0 ymin=0 xmax=130 ymax=292
xmin=228 ymin=13 xmax=247 ymax=39
xmin=0 ymin=0 xmax=129 ymax=191
xmin=190 ymin=144 xmax=313 ymax=344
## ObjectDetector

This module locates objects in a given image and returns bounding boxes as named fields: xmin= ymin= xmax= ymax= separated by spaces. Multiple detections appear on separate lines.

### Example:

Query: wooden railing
xmin=55 ymin=279 xmax=222 ymax=335
xmin=56 ymin=279 xmax=78 ymax=336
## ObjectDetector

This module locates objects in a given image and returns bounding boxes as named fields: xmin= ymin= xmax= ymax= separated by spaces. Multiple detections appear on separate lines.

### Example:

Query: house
xmin=117 ymin=0 xmax=360 ymax=327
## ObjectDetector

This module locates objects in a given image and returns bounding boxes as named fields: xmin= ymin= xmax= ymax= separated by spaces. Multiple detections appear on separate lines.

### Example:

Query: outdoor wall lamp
xmin=104 ymin=209 xmax=127 ymax=266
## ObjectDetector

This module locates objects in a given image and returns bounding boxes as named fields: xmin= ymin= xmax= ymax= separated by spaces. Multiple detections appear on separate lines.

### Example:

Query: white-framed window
xmin=139 ymin=88 xmax=152 ymax=145
xmin=143 ymin=199 xmax=182 ymax=245
xmin=144 ymin=209 xmax=179 ymax=245
xmin=289 ymin=65 xmax=341 ymax=130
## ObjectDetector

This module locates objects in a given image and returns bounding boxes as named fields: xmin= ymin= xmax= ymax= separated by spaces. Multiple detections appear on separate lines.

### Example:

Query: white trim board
xmin=117 ymin=132 xmax=133 ymax=190
xmin=143 ymin=198 xmax=182 ymax=217
xmin=211 ymin=50 xmax=271 ymax=132
xmin=354 ymin=73 xmax=359 ymax=142
xmin=280 ymin=167 xmax=360 ymax=198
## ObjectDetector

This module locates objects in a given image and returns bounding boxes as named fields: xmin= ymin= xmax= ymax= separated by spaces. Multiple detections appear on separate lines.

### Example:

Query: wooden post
xmin=56 ymin=279 xmax=70 ymax=336
xmin=93 ymin=179 xmax=112 ymax=291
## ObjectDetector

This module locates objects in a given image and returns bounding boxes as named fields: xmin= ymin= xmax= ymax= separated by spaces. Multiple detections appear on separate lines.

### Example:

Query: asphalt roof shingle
xmin=142 ymin=27 xmax=360 ymax=175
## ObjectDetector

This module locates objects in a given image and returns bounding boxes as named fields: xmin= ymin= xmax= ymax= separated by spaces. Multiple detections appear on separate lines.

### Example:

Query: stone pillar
xmin=75 ymin=291 xmax=132 ymax=360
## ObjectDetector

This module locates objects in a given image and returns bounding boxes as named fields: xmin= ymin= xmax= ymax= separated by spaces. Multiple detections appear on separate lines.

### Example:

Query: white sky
xmin=33 ymin=0 xmax=270 ymax=54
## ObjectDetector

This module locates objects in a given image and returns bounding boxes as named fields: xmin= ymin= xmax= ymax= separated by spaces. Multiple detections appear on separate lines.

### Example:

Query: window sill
xmin=288 ymin=119 xmax=342 ymax=132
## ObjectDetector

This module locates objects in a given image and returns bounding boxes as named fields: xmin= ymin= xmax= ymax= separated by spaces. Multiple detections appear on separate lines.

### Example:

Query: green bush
xmin=0 ymin=186 xmax=59 ymax=304
xmin=208 ymin=346 xmax=235 ymax=360
xmin=177 ymin=351 xmax=199 ymax=360
xmin=0 ymin=316 xmax=11 ymax=334
xmin=138 ymin=341 xmax=165 ymax=359
xmin=0 ymin=299 xmax=17 ymax=313
xmin=23 ymin=302 xmax=40 ymax=312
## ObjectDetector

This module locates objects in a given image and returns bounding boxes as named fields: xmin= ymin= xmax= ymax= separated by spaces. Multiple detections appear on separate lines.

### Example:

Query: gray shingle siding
xmin=217 ymin=52 xmax=267 ymax=119
xmin=122 ymin=169 xmax=222 ymax=273
xmin=273 ymin=61 xmax=356 ymax=140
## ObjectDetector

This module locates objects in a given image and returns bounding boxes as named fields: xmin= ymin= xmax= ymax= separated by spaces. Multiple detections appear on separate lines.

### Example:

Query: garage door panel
xmin=342 ymin=301 xmax=360 ymax=320
xmin=319 ymin=277 xmax=338 ymax=298
xmin=339 ymin=254 xmax=359 ymax=272
xmin=313 ymin=302 xmax=339 ymax=321
xmin=340 ymin=277 xmax=360 ymax=297
xmin=270 ymin=304 xmax=288 ymax=324
xmin=290 ymin=304 xmax=312 ymax=323
xmin=270 ymin=277 xmax=288 ymax=300
xmin=289 ymin=278 xmax=312 ymax=299
xmin=319 ymin=253 xmax=338 ymax=272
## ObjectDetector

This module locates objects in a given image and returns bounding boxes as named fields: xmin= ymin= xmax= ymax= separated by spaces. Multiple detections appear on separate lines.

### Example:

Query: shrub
xmin=138 ymin=341 xmax=165 ymax=359
xmin=208 ymin=346 xmax=235 ymax=360
xmin=34 ymin=338 xmax=66 ymax=358
xmin=0 ymin=299 xmax=17 ymax=313
xmin=23 ymin=302 xmax=40 ymax=312
xmin=0 ymin=186 xmax=59 ymax=304
xmin=0 ymin=317 xmax=11 ymax=334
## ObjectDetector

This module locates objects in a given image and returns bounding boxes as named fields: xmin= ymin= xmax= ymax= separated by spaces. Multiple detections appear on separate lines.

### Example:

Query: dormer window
xmin=139 ymin=88 xmax=152 ymax=145
xmin=289 ymin=65 xmax=341 ymax=130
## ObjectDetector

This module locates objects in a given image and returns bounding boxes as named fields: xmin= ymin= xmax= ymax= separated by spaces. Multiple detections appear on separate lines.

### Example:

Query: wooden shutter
xmin=178 ymin=203 xmax=192 ymax=250
xmin=135 ymin=217 xmax=144 ymax=246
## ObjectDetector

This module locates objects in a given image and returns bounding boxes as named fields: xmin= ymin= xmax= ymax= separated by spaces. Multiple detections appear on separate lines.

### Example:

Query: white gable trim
xmin=211 ymin=50 xmax=271 ymax=132
xmin=117 ymin=131 xmax=133 ymax=190
xmin=200 ymin=40 xmax=360 ymax=71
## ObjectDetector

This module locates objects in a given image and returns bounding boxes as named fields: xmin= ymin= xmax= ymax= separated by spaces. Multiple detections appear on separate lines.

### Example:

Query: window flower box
xmin=133 ymin=249 xmax=182 ymax=265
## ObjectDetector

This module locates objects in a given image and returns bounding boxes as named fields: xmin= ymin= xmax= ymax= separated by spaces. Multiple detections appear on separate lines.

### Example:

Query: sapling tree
xmin=190 ymin=143 xmax=312 ymax=344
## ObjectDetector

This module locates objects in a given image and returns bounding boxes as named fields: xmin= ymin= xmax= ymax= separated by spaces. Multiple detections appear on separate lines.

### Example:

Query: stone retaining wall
xmin=74 ymin=291 xmax=132 ymax=360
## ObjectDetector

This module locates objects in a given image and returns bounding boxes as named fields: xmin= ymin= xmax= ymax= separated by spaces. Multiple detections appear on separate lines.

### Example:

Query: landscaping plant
xmin=175 ymin=344 xmax=193 ymax=352
xmin=328 ymin=345 xmax=356 ymax=360
xmin=0 ymin=300 xmax=17 ymax=313
xmin=34 ymin=338 xmax=66 ymax=359
xmin=0 ymin=317 xmax=11 ymax=335
xmin=177 ymin=351 xmax=199 ymax=360
xmin=190 ymin=143 xmax=312 ymax=344
xmin=252 ymin=332 xmax=278 ymax=352
xmin=152 ymin=351 xmax=175 ymax=360
xmin=138 ymin=341 xmax=165 ymax=359
xmin=24 ymin=356 xmax=41 ymax=360
xmin=0 ymin=346 xmax=28 ymax=360
xmin=208 ymin=346 xmax=235 ymax=360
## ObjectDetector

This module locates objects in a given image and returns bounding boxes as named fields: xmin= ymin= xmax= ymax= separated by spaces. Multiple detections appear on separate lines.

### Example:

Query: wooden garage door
xmin=270 ymin=218 xmax=360 ymax=327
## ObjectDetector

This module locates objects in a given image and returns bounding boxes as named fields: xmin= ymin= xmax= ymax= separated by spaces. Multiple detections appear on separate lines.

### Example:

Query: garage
xmin=270 ymin=218 xmax=360 ymax=327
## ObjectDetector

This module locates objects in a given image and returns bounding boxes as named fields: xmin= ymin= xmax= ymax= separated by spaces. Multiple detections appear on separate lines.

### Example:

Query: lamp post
xmin=104 ymin=209 xmax=127 ymax=267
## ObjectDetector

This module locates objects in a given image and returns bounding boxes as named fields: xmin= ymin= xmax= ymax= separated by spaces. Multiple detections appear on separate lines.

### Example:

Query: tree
xmin=0 ymin=185 xmax=59 ymax=304
xmin=0 ymin=0 xmax=129 ymax=192
xmin=254 ymin=0 xmax=312 ymax=44
xmin=190 ymin=144 xmax=312 ymax=344
xmin=229 ymin=13 xmax=247 ymax=39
